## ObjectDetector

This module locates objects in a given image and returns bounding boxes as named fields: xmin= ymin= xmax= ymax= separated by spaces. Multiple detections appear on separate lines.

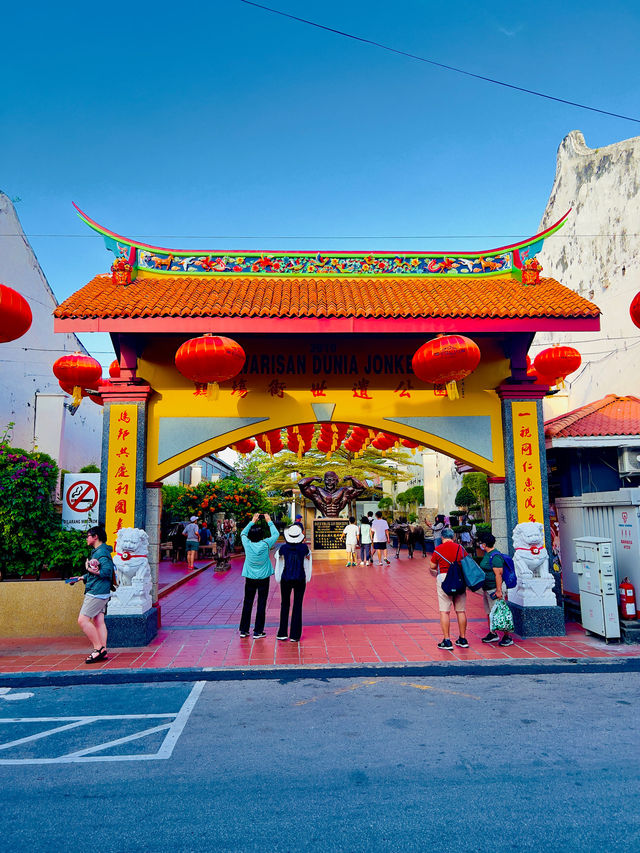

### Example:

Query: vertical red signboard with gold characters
xmin=105 ymin=404 xmax=138 ymax=545
xmin=511 ymin=401 xmax=544 ymax=525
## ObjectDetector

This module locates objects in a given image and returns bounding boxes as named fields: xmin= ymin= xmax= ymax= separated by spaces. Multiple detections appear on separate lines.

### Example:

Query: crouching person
xmin=69 ymin=526 xmax=115 ymax=664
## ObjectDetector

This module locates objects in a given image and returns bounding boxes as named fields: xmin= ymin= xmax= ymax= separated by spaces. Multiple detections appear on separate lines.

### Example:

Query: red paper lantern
xmin=412 ymin=335 xmax=481 ymax=399
xmin=255 ymin=430 xmax=283 ymax=455
xmin=631 ymin=292 xmax=640 ymax=328
xmin=316 ymin=438 xmax=333 ymax=454
xmin=0 ymin=283 xmax=32 ymax=343
xmin=53 ymin=352 xmax=102 ymax=407
xmin=175 ymin=335 xmax=245 ymax=398
xmin=88 ymin=379 xmax=114 ymax=407
xmin=533 ymin=346 xmax=581 ymax=387
xmin=109 ymin=359 xmax=121 ymax=378
xmin=233 ymin=438 xmax=256 ymax=455
xmin=401 ymin=438 xmax=420 ymax=449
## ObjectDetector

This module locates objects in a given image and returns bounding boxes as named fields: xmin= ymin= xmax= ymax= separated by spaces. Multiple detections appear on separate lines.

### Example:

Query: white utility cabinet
xmin=572 ymin=537 xmax=620 ymax=641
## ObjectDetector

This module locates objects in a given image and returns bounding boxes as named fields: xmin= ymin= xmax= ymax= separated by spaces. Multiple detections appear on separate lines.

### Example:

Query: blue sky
xmin=2 ymin=0 xmax=639 ymax=364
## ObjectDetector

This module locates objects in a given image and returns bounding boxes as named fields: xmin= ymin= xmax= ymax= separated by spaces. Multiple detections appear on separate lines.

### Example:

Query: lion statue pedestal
xmin=508 ymin=522 xmax=557 ymax=608
xmin=105 ymin=527 xmax=158 ymax=647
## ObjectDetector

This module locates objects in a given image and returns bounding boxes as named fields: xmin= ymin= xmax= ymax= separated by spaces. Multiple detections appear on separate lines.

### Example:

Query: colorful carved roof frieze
xmin=72 ymin=204 xmax=571 ymax=279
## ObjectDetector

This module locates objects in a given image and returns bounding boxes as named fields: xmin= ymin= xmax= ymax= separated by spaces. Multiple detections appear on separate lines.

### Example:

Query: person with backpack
xmin=430 ymin=528 xmax=469 ymax=651
xmin=476 ymin=531 xmax=514 ymax=647
xmin=68 ymin=525 xmax=115 ymax=664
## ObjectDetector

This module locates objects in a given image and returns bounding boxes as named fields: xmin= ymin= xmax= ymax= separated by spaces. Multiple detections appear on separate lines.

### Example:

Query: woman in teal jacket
xmin=239 ymin=513 xmax=279 ymax=639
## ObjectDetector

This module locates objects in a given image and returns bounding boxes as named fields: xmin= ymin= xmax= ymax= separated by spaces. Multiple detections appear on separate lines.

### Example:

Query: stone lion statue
xmin=110 ymin=527 xmax=152 ymax=614
xmin=510 ymin=521 xmax=556 ymax=607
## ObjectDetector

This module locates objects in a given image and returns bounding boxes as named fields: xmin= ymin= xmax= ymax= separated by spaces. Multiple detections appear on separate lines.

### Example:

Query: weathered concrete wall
xmin=0 ymin=192 xmax=102 ymax=471
xmin=534 ymin=131 xmax=640 ymax=410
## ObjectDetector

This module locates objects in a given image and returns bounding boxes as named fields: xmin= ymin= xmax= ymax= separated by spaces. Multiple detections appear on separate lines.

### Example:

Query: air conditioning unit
xmin=618 ymin=447 xmax=640 ymax=476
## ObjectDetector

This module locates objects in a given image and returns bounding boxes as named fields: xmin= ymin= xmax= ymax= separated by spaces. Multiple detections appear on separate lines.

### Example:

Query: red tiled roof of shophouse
xmin=54 ymin=273 xmax=600 ymax=321
xmin=545 ymin=395 xmax=640 ymax=438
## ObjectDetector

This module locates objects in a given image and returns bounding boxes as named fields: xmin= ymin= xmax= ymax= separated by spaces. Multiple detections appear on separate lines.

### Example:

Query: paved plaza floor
xmin=1 ymin=550 xmax=638 ymax=673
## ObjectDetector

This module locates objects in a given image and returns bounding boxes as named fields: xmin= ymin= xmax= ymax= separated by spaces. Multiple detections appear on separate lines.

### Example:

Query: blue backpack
xmin=489 ymin=552 xmax=517 ymax=589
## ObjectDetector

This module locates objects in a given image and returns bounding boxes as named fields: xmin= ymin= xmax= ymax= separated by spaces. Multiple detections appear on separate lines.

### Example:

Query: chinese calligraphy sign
xmin=105 ymin=404 xmax=138 ymax=545
xmin=511 ymin=401 xmax=544 ymax=525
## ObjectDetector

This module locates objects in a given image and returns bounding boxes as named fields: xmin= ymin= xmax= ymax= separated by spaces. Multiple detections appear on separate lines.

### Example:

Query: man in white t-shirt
xmin=342 ymin=516 xmax=360 ymax=567
xmin=371 ymin=511 xmax=391 ymax=566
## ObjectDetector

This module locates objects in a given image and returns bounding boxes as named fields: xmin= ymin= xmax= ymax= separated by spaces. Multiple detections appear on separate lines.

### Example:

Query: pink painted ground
xmin=1 ymin=551 xmax=636 ymax=672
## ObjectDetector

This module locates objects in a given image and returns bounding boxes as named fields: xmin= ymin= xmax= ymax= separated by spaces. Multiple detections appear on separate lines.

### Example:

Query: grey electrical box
xmin=572 ymin=537 xmax=619 ymax=641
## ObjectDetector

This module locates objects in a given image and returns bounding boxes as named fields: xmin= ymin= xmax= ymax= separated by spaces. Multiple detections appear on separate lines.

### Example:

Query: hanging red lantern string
xmin=53 ymin=352 xmax=102 ymax=407
xmin=533 ymin=346 xmax=582 ymax=388
xmin=232 ymin=438 xmax=256 ymax=455
xmin=175 ymin=335 xmax=245 ymax=399
xmin=0 ymin=283 xmax=32 ymax=343
xmin=412 ymin=334 xmax=481 ymax=400
xmin=109 ymin=359 xmax=121 ymax=378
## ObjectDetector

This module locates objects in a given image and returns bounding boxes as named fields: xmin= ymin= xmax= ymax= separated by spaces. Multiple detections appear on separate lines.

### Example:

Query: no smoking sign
xmin=62 ymin=474 xmax=100 ymax=530
xmin=66 ymin=480 xmax=98 ymax=513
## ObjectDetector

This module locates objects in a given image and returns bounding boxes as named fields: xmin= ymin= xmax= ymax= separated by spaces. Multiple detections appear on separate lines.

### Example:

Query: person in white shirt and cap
xmin=274 ymin=524 xmax=312 ymax=642
xmin=183 ymin=515 xmax=200 ymax=570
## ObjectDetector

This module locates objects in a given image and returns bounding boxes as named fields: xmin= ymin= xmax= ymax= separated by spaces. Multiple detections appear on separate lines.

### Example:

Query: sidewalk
xmin=1 ymin=551 xmax=638 ymax=676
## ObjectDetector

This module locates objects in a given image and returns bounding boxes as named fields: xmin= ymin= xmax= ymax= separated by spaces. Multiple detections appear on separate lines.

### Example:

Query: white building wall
xmin=534 ymin=131 xmax=640 ymax=410
xmin=0 ymin=193 xmax=103 ymax=469
xmin=422 ymin=450 xmax=462 ymax=517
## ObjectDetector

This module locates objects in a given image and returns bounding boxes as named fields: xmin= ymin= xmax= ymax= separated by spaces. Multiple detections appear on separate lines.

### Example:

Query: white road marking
xmin=0 ymin=681 xmax=206 ymax=764
xmin=0 ymin=689 xmax=33 ymax=701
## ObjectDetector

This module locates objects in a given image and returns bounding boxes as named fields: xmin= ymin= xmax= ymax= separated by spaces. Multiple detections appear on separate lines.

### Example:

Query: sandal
xmin=85 ymin=647 xmax=107 ymax=664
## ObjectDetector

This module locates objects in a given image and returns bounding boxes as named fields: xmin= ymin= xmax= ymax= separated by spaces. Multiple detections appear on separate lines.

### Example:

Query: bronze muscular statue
xmin=298 ymin=471 xmax=366 ymax=518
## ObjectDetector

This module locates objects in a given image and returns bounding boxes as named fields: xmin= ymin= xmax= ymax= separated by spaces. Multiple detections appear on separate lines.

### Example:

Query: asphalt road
xmin=0 ymin=672 xmax=638 ymax=852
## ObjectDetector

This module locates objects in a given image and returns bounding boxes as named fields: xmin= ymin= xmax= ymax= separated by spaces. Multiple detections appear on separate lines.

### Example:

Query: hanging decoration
xmin=412 ymin=334 xmax=481 ymax=400
xmin=255 ymin=429 xmax=283 ymax=455
xmin=53 ymin=352 xmax=102 ymax=407
xmin=232 ymin=438 xmax=256 ymax=455
xmin=630 ymin=291 xmax=640 ymax=328
xmin=175 ymin=335 xmax=245 ymax=399
xmin=109 ymin=359 xmax=121 ymax=378
xmin=533 ymin=346 xmax=582 ymax=387
xmin=88 ymin=379 xmax=114 ymax=407
xmin=287 ymin=424 xmax=315 ymax=458
xmin=0 ymin=283 xmax=32 ymax=343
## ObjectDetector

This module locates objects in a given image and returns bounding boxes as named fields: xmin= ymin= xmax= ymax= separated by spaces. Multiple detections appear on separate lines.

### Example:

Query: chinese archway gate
xmin=54 ymin=207 xmax=600 ymax=641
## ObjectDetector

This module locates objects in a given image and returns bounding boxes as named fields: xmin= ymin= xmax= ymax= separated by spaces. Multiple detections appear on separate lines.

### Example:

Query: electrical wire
xmin=3 ymin=233 xmax=640 ymax=239
xmin=236 ymin=0 xmax=640 ymax=124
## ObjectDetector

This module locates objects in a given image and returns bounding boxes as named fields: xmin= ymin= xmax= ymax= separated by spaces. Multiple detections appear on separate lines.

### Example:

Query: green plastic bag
xmin=490 ymin=599 xmax=514 ymax=632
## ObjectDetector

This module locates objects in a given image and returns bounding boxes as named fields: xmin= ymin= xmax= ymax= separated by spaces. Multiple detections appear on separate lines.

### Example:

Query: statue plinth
xmin=312 ymin=518 xmax=347 ymax=551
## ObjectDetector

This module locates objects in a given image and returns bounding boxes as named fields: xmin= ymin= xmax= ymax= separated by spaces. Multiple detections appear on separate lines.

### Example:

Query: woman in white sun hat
xmin=274 ymin=524 xmax=312 ymax=642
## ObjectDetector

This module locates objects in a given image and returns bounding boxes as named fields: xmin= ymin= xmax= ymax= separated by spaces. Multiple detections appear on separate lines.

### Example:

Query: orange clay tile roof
xmin=55 ymin=273 xmax=600 ymax=321
xmin=545 ymin=395 xmax=640 ymax=438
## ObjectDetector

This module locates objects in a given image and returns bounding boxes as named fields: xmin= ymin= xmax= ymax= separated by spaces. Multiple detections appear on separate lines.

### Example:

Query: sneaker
xmin=276 ymin=635 xmax=288 ymax=641
xmin=253 ymin=632 xmax=266 ymax=639
xmin=239 ymin=632 xmax=249 ymax=638
xmin=437 ymin=639 xmax=454 ymax=651
xmin=455 ymin=637 xmax=469 ymax=648
xmin=359 ymin=561 xmax=364 ymax=566
xmin=481 ymin=632 xmax=499 ymax=644
xmin=384 ymin=558 xmax=391 ymax=565
xmin=289 ymin=638 xmax=299 ymax=643
xmin=498 ymin=635 xmax=514 ymax=647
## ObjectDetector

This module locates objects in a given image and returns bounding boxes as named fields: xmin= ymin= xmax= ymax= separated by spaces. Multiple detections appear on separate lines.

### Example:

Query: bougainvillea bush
xmin=0 ymin=444 xmax=60 ymax=576
xmin=162 ymin=477 xmax=273 ymax=529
